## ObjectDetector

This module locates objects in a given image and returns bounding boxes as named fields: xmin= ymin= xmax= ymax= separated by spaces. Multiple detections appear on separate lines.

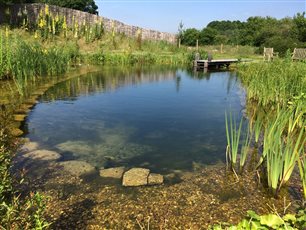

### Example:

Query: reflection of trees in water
xmin=226 ymin=72 xmax=239 ymax=95
xmin=40 ymin=66 xmax=178 ymax=101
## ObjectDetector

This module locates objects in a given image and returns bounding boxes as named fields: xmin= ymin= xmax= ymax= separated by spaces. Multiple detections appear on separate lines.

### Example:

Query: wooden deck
xmin=194 ymin=59 xmax=238 ymax=70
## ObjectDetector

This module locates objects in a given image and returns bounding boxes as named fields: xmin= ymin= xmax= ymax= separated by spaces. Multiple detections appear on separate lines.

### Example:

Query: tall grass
xmin=0 ymin=28 xmax=77 ymax=94
xmin=88 ymin=51 xmax=191 ymax=66
xmin=225 ymin=112 xmax=243 ymax=171
xmin=262 ymin=108 xmax=305 ymax=196
xmin=238 ymin=60 xmax=306 ymax=107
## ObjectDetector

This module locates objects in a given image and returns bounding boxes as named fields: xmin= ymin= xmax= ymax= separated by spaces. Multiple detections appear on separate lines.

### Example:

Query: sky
xmin=96 ymin=0 xmax=306 ymax=33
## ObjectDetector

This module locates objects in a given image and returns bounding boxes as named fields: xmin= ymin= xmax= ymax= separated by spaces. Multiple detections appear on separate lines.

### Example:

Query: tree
xmin=181 ymin=28 xmax=200 ymax=46
xmin=293 ymin=12 xmax=306 ymax=42
xmin=44 ymin=0 xmax=98 ymax=14
xmin=199 ymin=27 xmax=217 ymax=45
xmin=177 ymin=20 xmax=184 ymax=40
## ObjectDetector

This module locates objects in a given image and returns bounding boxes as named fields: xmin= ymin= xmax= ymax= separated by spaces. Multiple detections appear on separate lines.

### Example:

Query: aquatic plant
xmin=209 ymin=209 xmax=306 ymax=229
xmin=297 ymin=152 xmax=306 ymax=202
xmin=255 ymin=107 xmax=306 ymax=197
xmin=240 ymin=125 xmax=252 ymax=172
xmin=251 ymin=115 xmax=263 ymax=144
xmin=225 ymin=112 xmax=242 ymax=171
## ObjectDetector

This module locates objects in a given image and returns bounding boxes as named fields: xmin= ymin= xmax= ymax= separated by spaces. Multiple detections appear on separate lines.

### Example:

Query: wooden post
xmin=196 ymin=39 xmax=199 ymax=51
xmin=220 ymin=43 xmax=223 ymax=54
xmin=204 ymin=61 xmax=208 ymax=68
xmin=178 ymin=38 xmax=181 ymax=48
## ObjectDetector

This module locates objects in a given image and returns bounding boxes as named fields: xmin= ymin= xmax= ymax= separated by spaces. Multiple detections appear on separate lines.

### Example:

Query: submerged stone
xmin=20 ymin=141 xmax=39 ymax=153
xmin=23 ymin=149 xmax=61 ymax=161
xmin=99 ymin=167 xmax=125 ymax=179
xmin=58 ymin=160 xmax=96 ymax=177
xmin=122 ymin=168 xmax=150 ymax=187
xmin=148 ymin=173 xmax=164 ymax=185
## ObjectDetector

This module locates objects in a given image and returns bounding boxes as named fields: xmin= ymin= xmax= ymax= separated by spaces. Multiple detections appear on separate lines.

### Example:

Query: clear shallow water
xmin=24 ymin=66 xmax=245 ymax=173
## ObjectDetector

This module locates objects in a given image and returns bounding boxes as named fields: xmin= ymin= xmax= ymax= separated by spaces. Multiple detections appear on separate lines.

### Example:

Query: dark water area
xmin=24 ymin=66 xmax=245 ymax=174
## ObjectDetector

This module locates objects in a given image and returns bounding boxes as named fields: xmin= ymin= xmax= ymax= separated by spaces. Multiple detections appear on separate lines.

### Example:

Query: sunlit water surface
xmin=24 ymin=67 xmax=245 ymax=173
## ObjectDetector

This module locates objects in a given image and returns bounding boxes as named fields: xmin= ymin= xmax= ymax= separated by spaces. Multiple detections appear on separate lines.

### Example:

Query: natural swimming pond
xmin=19 ymin=67 xmax=300 ymax=228
xmin=23 ymin=66 xmax=245 ymax=174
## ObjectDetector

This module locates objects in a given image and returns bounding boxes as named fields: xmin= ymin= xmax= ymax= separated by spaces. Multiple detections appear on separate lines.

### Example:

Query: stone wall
xmin=0 ymin=3 xmax=176 ymax=43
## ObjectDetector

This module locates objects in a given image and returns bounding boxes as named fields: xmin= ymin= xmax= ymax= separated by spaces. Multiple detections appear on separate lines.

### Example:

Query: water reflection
xmin=25 ymin=66 xmax=244 ymax=173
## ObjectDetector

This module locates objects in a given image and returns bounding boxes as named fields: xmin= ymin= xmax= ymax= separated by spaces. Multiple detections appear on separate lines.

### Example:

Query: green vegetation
xmin=0 ymin=27 xmax=74 ymax=94
xmin=225 ymin=112 xmax=243 ymax=172
xmin=179 ymin=13 xmax=306 ymax=56
xmin=0 ymin=106 xmax=50 ymax=229
xmin=0 ymin=3 xmax=305 ymax=228
xmin=238 ymin=60 xmax=306 ymax=107
xmin=210 ymin=209 xmax=306 ymax=229
xmin=227 ymin=61 xmax=306 ymax=198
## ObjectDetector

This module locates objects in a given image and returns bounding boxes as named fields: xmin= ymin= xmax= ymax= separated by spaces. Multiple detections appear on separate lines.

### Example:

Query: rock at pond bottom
xmin=148 ymin=173 xmax=164 ymax=185
xmin=58 ymin=160 xmax=96 ymax=177
xmin=122 ymin=168 xmax=150 ymax=187
xmin=20 ymin=141 xmax=39 ymax=153
xmin=23 ymin=150 xmax=61 ymax=161
xmin=99 ymin=167 xmax=125 ymax=179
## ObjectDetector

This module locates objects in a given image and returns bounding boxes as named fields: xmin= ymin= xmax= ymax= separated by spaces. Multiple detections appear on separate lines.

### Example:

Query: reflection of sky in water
xmin=25 ymin=68 xmax=245 ymax=173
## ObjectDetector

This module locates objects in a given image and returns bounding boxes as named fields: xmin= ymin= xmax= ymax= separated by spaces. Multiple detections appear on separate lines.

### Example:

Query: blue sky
xmin=96 ymin=0 xmax=306 ymax=33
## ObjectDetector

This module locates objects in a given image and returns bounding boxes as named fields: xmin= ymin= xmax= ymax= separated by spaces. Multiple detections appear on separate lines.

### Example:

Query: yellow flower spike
xmin=45 ymin=5 xmax=49 ymax=16
xmin=52 ymin=18 xmax=56 ymax=34
xmin=62 ymin=16 xmax=67 ymax=30
xmin=55 ymin=14 xmax=59 ymax=23
xmin=5 ymin=27 xmax=9 ymax=37
xmin=38 ymin=19 xmax=44 ymax=28
xmin=34 ymin=31 xmax=38 ymax=39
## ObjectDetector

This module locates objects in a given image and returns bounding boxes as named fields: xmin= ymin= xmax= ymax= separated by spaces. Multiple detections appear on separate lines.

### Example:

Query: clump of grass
xmin=257 ymin=107 xmax=305 ymax=197
xmin=225 ymin=112 xmax=255 ymax=174
xmin=0 ymin=28 xmax=79 ymax=94
xmin=238 ymin=60 xmax=306 ymax=107
xmin=0 ymin=106 xmax=50 ymax=229
xmin=225 ymin=112 xmax=243 ymax=172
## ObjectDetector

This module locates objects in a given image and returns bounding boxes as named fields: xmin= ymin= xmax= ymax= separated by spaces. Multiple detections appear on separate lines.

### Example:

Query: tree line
xmin=178 ymin=13 xmax=306 ymax=56
xmin=0 ymin=0 xmax=98 ymax=15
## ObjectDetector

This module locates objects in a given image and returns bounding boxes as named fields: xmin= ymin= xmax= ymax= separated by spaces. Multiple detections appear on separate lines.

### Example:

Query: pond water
xmin=24 ymin=66 xmax=245 ymax=174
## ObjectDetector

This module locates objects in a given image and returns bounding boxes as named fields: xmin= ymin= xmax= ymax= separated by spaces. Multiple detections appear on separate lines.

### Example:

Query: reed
xmin=240 ymin=125 xmax=252 ymax=172
xmin=297 ymin=152 xmax=306 ymax=202
xmin=251 ymin=115 xmax=263 ymax=144
xmin=0 ymin=28 xmax=75 ymax=94
xmin=238 ymin=60 xmax=306 ymax=108
xmin=225 ymin=112 xmax=243 ymax=171
xmin=255 ymin=107 xmax=306 ymax=197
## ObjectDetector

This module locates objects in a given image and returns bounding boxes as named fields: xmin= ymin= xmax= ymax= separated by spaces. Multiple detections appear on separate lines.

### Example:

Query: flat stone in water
xmin=58 ymin=160 xmax=96 ymax=177
xmin=122 ymin=168 xmax=150 ymax=187
xmin=23 ymin=149 xmax=61 ymax=161
xmin=99 ymin=167 xmax=125 ymax=179
xmin=148 ymin=173 xmax=164 ymax=185
xmin=20 ymin=141 xmax=39 ymax=153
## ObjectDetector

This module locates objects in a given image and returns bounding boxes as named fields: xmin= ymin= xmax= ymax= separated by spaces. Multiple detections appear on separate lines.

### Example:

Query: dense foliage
xmin=179 ymin=13 xmax=306 ymax=56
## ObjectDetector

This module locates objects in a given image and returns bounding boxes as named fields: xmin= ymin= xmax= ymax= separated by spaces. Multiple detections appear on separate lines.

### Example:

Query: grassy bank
xmin=0 ymin=106 xmax=50 ymax=229
xmin=238 ymin=60 xmax=306 ymax=107
xmin=229 ymin=61 xmax=306 ymax=198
